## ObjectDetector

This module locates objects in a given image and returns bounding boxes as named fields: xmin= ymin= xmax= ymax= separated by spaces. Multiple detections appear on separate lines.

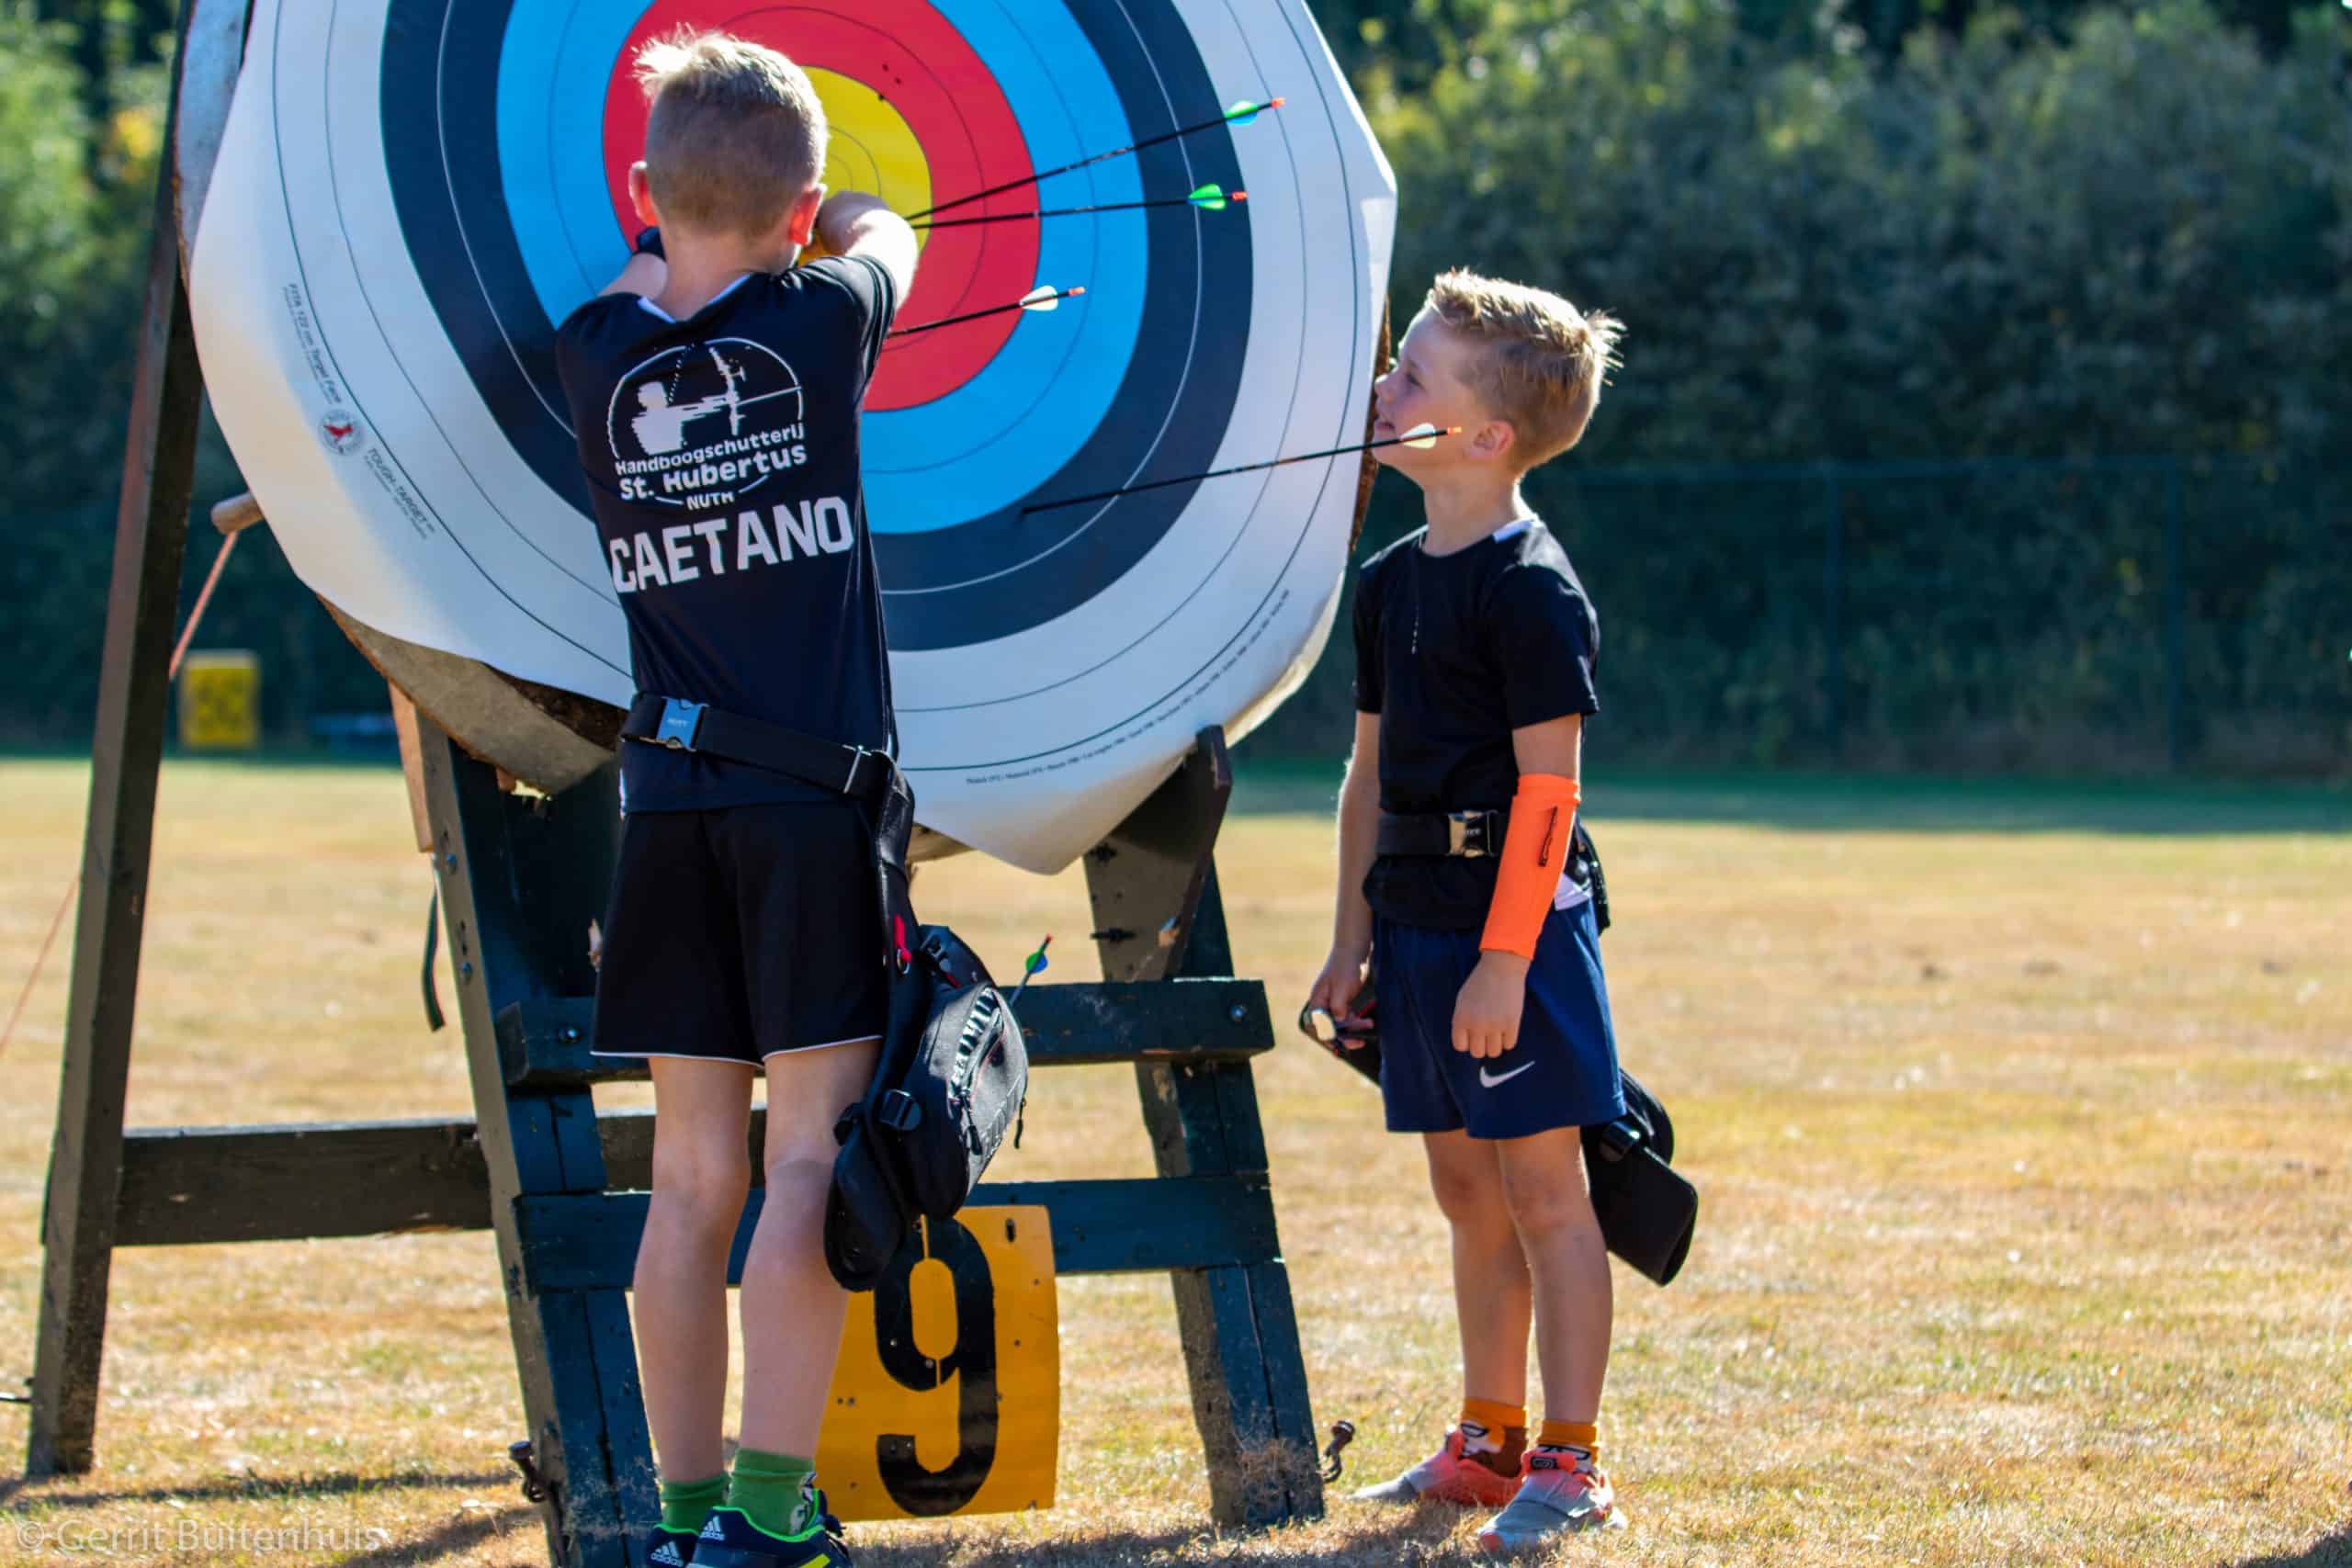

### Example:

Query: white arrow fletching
xmin=1021 ymin=286 xmax=1064 ymax=313
xmin=1400 ymin=423 xmax=1442 ymax=449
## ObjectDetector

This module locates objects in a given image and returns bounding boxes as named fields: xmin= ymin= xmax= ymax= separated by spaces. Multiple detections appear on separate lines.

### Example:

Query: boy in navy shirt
xmin=552 ymin=31 xmax=915 ymax=1568
xmin=1307 ymin=269 xmax=1629 ymax=1548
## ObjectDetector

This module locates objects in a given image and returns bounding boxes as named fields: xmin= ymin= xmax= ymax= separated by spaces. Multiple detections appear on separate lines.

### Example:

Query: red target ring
xmin=597 ymin=1 xmax=1041 ymax=410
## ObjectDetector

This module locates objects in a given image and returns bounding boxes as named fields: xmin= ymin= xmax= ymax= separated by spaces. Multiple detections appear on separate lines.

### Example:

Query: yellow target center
xmin=806 ymin=69 xmax=933 ymax=258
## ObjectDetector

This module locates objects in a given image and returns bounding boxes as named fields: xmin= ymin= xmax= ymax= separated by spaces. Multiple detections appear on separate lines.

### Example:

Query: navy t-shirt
xmin=554 ymin=256 xmax=899 ymax=812
xmin=1352 ymin=518 xmax=1601 ymax=929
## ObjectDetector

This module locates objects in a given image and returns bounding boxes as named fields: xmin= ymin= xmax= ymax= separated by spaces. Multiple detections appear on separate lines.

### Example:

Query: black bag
xmin=1582 ymin=1075 xmax=1696 ymax=1286
xmin=824 ymin=925 xmax=1029 ymax=1288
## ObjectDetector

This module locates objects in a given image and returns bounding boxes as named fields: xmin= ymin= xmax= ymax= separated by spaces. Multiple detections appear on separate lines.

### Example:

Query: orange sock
xmin=1537 ymin=1419 xmax=1598 ymax=1461
xmin=1459 ymin=1399 xmax=1528 ymax=1478
xmin=1462 ymin=1398 xmax=1527 ymax=1438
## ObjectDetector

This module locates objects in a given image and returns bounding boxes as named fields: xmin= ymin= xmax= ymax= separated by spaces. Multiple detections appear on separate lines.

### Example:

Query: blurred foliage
xmin=0 ymin=4 xmax=168 ymax=512
xmin=1360 ymin=0 xmax=2351 ymax=464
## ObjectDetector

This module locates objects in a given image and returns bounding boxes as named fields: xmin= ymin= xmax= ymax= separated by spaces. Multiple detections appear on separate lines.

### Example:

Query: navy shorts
xmin=593 ymin=800 xmax=888 ymax=1066
xmin=1371 ymin=898 xmax=1625 ymax=1140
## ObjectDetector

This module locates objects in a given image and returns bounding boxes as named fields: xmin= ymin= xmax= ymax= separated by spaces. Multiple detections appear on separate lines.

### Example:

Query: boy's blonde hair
xmin=1424 ymin=270 xmax=1624 ymax=468
xmin=635 ymin=31 xmax=827 ymax=238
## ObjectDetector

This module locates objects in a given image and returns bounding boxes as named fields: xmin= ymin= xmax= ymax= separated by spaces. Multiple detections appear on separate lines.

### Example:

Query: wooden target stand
xmin=28 ymin=6 xmax=1324 ymax=1562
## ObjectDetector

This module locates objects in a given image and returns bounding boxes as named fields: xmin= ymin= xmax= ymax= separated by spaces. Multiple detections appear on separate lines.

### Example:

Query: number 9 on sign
xmin=818 ymin=1208 xmax=1058 ymax=1521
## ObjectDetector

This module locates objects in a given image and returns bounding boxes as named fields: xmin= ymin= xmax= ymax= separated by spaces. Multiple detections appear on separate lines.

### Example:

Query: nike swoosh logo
xmin=1479 ymin=1061 xmax=1536 ymax=1089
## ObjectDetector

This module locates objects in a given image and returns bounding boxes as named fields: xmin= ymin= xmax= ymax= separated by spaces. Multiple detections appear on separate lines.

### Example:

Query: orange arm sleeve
xmin=1478 ymin=773 xmax=1583 ymax=960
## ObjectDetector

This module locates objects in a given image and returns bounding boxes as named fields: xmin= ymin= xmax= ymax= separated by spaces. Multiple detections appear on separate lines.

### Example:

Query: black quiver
xmin=823 ymin=771 xmax=1029 ymax=1290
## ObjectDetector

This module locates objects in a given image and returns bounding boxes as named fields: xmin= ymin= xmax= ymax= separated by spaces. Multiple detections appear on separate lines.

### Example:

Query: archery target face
xmin=189 ymin=0 xmax=1396 ymax=871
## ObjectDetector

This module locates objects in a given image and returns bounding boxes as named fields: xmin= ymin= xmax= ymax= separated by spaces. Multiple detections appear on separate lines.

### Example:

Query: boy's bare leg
xmin=1349 ymin=1129 xmax=1532 ymax=1506
xmin=1495 ymin=1127 xmax=1611 ymax=1423
xmin=1424 ymin=1130 xmax=1532 ymax=1404
xmin=738 ymin=1036 xmax=882 ymax=1456
xmin=637 ymin=1057 xmax=757 ymax=1483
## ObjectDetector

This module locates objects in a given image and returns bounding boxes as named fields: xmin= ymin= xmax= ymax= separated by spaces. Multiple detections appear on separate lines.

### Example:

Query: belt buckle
xmin=844 ymin=747 xmax=886 ymax=796
xmin=1447 ymin=810 xmax=1489 ymax=859
xmin=653 ymin=698 xmax=706 ymax=751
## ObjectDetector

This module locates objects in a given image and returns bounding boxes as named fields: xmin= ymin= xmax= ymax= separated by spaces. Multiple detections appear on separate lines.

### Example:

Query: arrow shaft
xmin=1024 ymin=431 xmax=1430 ymax=515
xmin=888 ymin=288 xmax=1078 ymax=338
xmin=911 ymin=195 xmax=1215 ymax=231
xmin=909 ymin=102 xmax=1275 ymax=220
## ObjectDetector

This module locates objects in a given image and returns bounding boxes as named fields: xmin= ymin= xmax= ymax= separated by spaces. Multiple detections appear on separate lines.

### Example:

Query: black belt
xmin=1378 ymin=808 xmax=1611 ymax=933
xmin=1375 ymin=809 xmax=1506 ymax=859
xmin=619 ymin=694 xmax=893 ymax=805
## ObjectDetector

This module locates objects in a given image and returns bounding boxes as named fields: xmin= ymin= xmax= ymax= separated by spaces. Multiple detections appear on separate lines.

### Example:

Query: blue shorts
xmin=1372 ymin=900 xmax=1625 ymax=1140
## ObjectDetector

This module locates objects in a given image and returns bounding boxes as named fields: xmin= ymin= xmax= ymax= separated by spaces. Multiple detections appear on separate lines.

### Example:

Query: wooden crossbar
xmin=516 ymin=1179 xmax=1279 ymax=1289
xmin=493 ymin=981 xmax=1272 ymax=1089
xmin=109 ymin=1115 xmax=1277 ymax=1279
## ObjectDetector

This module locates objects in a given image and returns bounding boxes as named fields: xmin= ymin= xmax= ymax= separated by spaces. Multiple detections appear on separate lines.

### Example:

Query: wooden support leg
xmin=1084 ymin=734 xmax=1325 ymax=1527
xmin=28 ymin=159 xmax=208 ymax=1480
xmin=417 ymin=724 xmax=652 ymax=1568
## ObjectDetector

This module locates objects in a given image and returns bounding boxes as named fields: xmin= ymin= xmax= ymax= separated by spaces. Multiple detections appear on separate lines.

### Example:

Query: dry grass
xmin=1 ymin=755 xmax=2346 ymax=1567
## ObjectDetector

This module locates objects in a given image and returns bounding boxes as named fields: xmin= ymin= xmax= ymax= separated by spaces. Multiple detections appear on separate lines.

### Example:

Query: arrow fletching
xmin=1399 ymin=423 xmax=1444 ymax=450
xmin=1021 ymin=284 xmax=1077 ymax=313
xmin=1010 ymin=934 xmax=1053 ymax=1006
xmin=1224 ymin=96 xmax=1283 ymax=127
xmin=1188 ymin=183 xmax=1241 ymax=211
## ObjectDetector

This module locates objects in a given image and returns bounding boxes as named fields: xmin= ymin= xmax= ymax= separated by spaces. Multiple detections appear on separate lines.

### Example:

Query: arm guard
xmin=1478 ymin=773 xmax=1583 ymax=961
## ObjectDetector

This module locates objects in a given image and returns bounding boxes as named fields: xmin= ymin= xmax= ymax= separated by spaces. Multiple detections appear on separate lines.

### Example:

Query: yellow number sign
xmin=818 ymin=1207 xmax=1058 ymax=1522
xmin=177 ymin=650 xmax=260 ymax=750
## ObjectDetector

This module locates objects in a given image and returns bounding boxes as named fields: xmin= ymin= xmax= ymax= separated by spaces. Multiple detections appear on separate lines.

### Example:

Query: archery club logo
xmin=319 ymin=408 xmax=364 ymax=456
xmin=605 ymin=338 xmax=808 ymax=510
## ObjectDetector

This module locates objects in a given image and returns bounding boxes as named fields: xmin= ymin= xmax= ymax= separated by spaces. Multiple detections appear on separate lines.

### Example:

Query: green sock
xmin=657 ymin=1472 xmax=727 ymax=1536
xmin=725 ymin=1448 xmax=818 ymax=1540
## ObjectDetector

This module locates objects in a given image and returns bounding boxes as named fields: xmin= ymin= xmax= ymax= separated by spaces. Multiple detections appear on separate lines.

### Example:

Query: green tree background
xmin=1 ymin=0 xmax=2344 ymax=766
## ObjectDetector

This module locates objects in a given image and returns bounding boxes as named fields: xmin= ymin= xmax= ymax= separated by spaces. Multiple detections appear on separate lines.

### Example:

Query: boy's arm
xmin=1510 ymin=710 xmax=1583 ymax=784
xmin=1333 ymin=712 xmax=1384 ymax=957
xmin=815 ymin=192 xmax=918 ymax=304
xmin=1307 ymin=711 xmax=1382 ymax=1024
xmin=599 ymin=252 xmax=666 ymax=299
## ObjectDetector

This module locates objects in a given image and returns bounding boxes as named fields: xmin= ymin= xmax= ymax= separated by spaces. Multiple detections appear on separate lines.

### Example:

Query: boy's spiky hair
xmin=1424 ymin=270 xmax=1624 ymax=468
xmin=635 ymin=30 xmax=827 ymax=238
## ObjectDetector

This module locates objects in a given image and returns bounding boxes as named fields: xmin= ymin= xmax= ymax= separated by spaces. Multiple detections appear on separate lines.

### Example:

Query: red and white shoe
xmin=1476 ymin=1448 xmax=1625 ymax=1551
xmin=1349 ymin=1425 xmax=1524 ymax=1508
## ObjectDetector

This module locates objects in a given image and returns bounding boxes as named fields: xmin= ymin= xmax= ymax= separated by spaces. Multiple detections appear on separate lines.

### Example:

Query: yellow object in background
xmin=819 ymin=1207 xmax=1059 ymax=1522
xmin=178 ymin=651 xmax=260 ymax=750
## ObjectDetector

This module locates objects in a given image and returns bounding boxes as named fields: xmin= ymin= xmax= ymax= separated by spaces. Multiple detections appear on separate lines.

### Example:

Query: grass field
xmin=1 ymin=755 xmax=2346 ymax=1566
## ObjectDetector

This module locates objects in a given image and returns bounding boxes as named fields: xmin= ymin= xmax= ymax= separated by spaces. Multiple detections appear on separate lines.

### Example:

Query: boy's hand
xmin=813 ymin=187 xmax=873 ymax=252
xmin=814 ymin=189 xmax=917 ymax=301
xmin=1453 ymin=951 xmax=1530 ymax=1058
xmin=1306 ymin=945 xmax=1372 ymax=1047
